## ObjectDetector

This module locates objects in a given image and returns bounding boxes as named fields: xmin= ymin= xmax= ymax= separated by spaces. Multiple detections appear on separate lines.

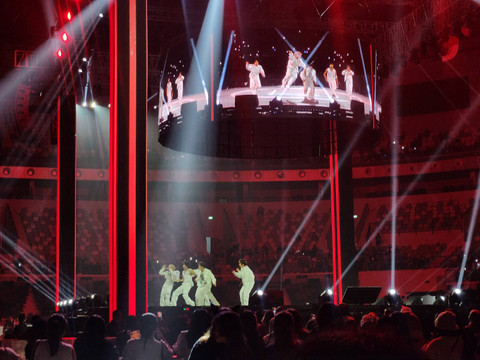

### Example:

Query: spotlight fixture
xmin=257 ymin=290 xmax=264 ymax=296
xmin=56 ymin=49 xmax=63 ymax=58
xmin=319 ymin=289 xmax=334 ymax=304
xmin=386 ymin=289 xmax=401 ymax=309
xmin=99 ymin=13 xmax=104 ymax=18
xmin=82 ymin=57 xmax=87 ymax=62
xmin=66 ymin=11 xmax=72 ymax=21
xmin=61 ymin=32 xmax=68 ymax=42
xmin=254 ymin=171 xmax=262 ymax=179
xmin=276 ymin=171 xmax=284 ymax=179
xmin=232 ymin=172 xmax=240 ymax=179
xmin=90 ymin=101 xmax=96 ymax=108
xmin=2 ymin=167 xmax=11 ymax=176
xmin=449 ymin=288 xmax=463 ymax=307
xmin=78 ymin=69 xmax=83 ymax=73
xmin=26 ymin=168 xmax=35 ymax=176
xmin=298 ymin=170 xmax=306 ymax=178
xmin=269 ymin=97 xmax=283 ymax=112
xmin=82 ymin=101 xmax=87 ymax=107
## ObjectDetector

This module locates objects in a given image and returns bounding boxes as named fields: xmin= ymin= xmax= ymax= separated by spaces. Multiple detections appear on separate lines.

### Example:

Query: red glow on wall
xmin=55 ymin=96 xmax=60 ymax=311
xmin=329 ymin=154 xmax=338 ymax=304
xmin=334 ymin=153 xmax=342 ymax=301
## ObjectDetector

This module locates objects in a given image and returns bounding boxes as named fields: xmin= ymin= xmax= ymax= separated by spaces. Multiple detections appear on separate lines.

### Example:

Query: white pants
xmin=249 ymin=76 xmax=261 ymax=93
xmin=304 ymin=80 xmax=315 ymax=100
xmin=345 ymin=78 xmax=353 ymax=95
xmin=177 ymin=86 xmax=183 ymax=101
xmin=282 ymin=69 xmax=298 ymax=89
xmin=171 ymin=283 xmax=195 ymax=306
xmin=328 ymin=80 xmax=337 ymax=96
xmin=160 ymin=283 xmax=173 ymax=306
xmin=239 ymin=282 xmax=255 ymax=306
xmin=195 ymin=285 xmax=220 ymax=306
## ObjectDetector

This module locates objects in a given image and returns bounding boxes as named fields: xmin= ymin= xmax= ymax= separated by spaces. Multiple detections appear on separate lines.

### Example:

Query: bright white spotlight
xmin=454 ymin=288 xmax=462 ymax=295
xmin=257 ymin=290 xmax=264 ymax=296
xmin=90 ymin=101 xmax=96 ymax=108
xmin=99 ymin=13 xmax=104 ymax=18
xmin=389 ymin=289 xmax=397 ymax=295
xmin=276 ymin=96 xmax=282 ymax=101
xmin=108 ymin=104 xmax=111 ymax=108
xmin=82 ymin=57 xmax=87 ymax=62
xmin=90 ymin=294 xmax=95 ymax=299
xmin=68 ymin=299 xmax=74 ymax=305
xmin=78 ymin=69 xmax=83 ymax=73
xmin=440 ymin=296 xmax=446 ymax=301
xmin=326 ymin=289 xmax=333 ymax=296
xmin=56 ymin=302 xmax=60 ymax=307
xmin=82 ymin=101 xmax=87 ymax=107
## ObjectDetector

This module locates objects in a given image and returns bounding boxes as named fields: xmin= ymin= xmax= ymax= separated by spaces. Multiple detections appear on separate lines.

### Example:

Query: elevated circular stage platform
xmin=158 ymin=86 xmax=381 ymax=160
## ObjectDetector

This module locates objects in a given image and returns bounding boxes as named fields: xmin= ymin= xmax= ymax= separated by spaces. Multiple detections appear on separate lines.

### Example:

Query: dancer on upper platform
xmin=166 ymin=78 xmax=173 ymax=109
xmin=171 ymin=261 xmax=196 ymax=307
xmin=232 ymin=259 xmax=255 ymax=306
xmin=342 ymin=65 xmax=354 ymax=95
xmin=301 ymin=64 xmax=318 ymax=102
xmin=323 ymin=64 xmax=339 ymax=97
xmin=281 ymin=51 xmax=303 ymax=89
xmin=245 ymin=60 xmax=266 ymax=94
xmin=159 ymin=264 xmax=180 ymax=306
xmin=175 ymin=73 xmax=185 ymax=101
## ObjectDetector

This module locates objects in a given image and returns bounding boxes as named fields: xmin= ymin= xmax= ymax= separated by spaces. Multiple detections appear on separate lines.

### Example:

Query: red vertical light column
xmin=108 ymin=0 xmax=118 ymax=320
xmin=370 ymin=44 xmax=375 ymax=129
xmin=329 ymin=154 xmax=338 ymax=304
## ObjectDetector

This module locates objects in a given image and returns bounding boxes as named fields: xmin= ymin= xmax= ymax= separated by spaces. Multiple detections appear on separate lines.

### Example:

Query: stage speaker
xmin=181 ymin=101 xmax=198 ymax=119
xmin=342 ymin=286 xmax=382 ymax=305
xmin=235 ymin=95 xmax=258 ymax=112
xmin=250 ymin=290 xmax=284 ymax=308
xmin=350 ymin=100 xmax=365 ymax=123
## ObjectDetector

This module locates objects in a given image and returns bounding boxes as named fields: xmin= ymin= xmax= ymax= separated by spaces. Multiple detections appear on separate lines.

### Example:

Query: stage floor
xmin=159 ymin=86 xmax=381 ymax=124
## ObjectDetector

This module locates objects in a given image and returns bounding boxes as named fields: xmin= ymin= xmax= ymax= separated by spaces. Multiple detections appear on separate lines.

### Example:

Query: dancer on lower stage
xmin=232 ymin=259 xmax=255 ymax=306
xmin=194 ymin=262 xmax=220 ymax=306
xmin=171 ymin=261 xmax=196 ymax=306
xmin=166 ymin=78 xmax=173 ymax=108
xmin=323 ymin=64 xmax=339 ymax=97
xmin=159 ymin=264 xmax=180 ymax=306
xmin=245 ymin=60 xmax=266 ymax=94
xmin=175 ymin=73 xmax=184 ymax=101
xmin=281 ymin=51 xmax=303 ymax=89
xmin=342 ymin=65 xmax=354 ymax=95
xmin=300 ymin=64 xmax=318 ymax=102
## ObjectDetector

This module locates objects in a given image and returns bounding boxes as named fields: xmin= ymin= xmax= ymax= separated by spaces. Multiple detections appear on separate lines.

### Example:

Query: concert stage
xmin=158 ymin=86 xmax=382 ymax=123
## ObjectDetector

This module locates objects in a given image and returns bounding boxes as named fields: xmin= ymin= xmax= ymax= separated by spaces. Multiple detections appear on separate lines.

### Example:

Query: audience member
xmin=122 ymin=313 xmax=173 ymax=360
xmin=74 ymin=315 xmax=117 ymax=360
xmin=106 ymin=310 xmax=124 ymax=338
xmin=264 ymin=311 xmax=301 ymax=360
xmin=12 ymin=313 xmax=27 ymax=339
xmin=173 ymin=309 xmax=211 ymax=360
xmin=115 ymin=315 xmax=138 ymax=357
xmin=421 ymin=310 xmax=463 ymax=360
xmin=0 ymin=340 xmax=22 ymax=360
xmin=25 ymin=316 xmax=47 ymax=360
xmin=189 ymin=310 xmax=252 ymax=360
xmin=463 ymin=309 xmax=480 ymax=360
xmin=33 ymin=314 xmax=76 ymax=360
xmin=240 ymin=311 xmax=265 ymax=360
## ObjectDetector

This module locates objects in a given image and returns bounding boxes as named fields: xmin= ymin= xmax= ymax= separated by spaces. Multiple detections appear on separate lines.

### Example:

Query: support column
xmin=56 ymin=94 xmax=77 ymax=308
xmin=329 ymin=109 xmax=357 ymax=305
xmin=109 ymin=0 xmax=148 ymax=318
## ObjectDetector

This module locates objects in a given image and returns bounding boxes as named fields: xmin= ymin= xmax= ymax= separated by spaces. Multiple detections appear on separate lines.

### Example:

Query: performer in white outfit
xmin=245 ymin=61 xmax=266 ymax=94
xmin=166 ymin=78 xmax=173 ymax=109
xmin=300 ymin=64 xmax=318 ymax=101
xmin=281 ymin=51 xmax=303 ymax=89
xmin=171 ymin=261 xmax=196 ymax=306
xmin=232 ymin=259 xmax=255 ymax=306
xmin=323 ymin=64 xmax=339 ymax=97
xmin=159 ymin=264 xmax=180 ymax=306
xmin=341 ymin=65 xmax=354 ymax=95
xmin=194 ymin=262 xmax=220 ymax=306
xmin=175 ymin=73 xmax=184 ymax=101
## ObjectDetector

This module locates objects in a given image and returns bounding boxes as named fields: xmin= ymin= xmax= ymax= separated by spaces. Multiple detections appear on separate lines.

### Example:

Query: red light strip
xmin=370 ymin=44 xmax=375 ymax=129
xmin=329 ymin=153 xmax=338 ymax=304
xmin=334 ymin=153 xmax=342 ymax=302
xmin=74 ymin=98 xmax=77 ymax=300
xmin=55 ymin=96 xmax=61 ymax=311
xmin=128 ymin=0 xmax=137 ymax=316
xmin=108 ymin=1 xmax=117 ymax=320
xmin=210 ymin=34 xmax=214 ymax=122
